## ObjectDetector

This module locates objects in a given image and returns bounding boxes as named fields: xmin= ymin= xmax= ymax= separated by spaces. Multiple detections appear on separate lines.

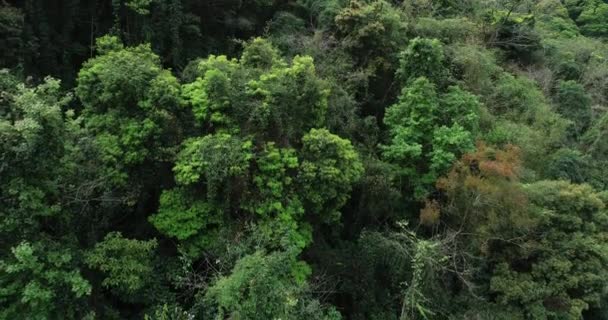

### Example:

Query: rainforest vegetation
xmin=2 ymin=0 xmax=608 ymax=319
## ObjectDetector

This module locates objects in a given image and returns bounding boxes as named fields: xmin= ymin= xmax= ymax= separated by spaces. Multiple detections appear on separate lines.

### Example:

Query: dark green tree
xmin=555 ymin=80 xmax=592 ymax=137
xmin=397 ymin=37 xmax=448 ymax=86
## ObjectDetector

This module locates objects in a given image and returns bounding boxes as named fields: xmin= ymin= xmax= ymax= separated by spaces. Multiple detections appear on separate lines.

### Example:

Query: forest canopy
xmin=2 ymin=0 xmax=608 ymax=319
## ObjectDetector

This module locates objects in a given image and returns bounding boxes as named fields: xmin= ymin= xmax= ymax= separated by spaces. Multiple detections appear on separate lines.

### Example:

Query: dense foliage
xmin=2 ymin=0 xmax=608 ymax=319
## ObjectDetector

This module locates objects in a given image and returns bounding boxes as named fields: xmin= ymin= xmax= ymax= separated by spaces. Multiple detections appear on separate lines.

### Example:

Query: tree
xmin=148 ymin=188 xmax=222 ymax=258
xmin=581 ymin=112 xmax=608 ymax=190
xmin=485 ymin=9 xmax=542 ymax=64
xmin=413 ymin=17 xmax=478 ymax=44
xmin=151 ymin=133 xmax=252 ymax=257
xmin=555 ymin=80 xmax=592 ymax=137
xmin=173 ymin=133 xmax=253 ymax=199
xmin=382 ymin=77 xmax=478 ymax=198
xmin=491 ymin=72 xmax=546 ymax=118
xmin=144 ymin=304 xmax=194 ymax=320
xmin=247 ymin=143 xmax=299 ymax=218
xmin=181 ymin=55 xmax=244 ymax=132
xmin=76 ymin=36 xmax=183 ymax=189
xmin=299 ymin=128 xmax=364 ymax=222
xmin=203 ymin=250 xmax=341 ymax=320
xmin=85 ymin=232 xmax=157 ymax=294
xmin=0 ymin=3 xmax=24 ymax=68
xmin=434 ymin=142 xmax=533 ymax=240
xmin=448 ymin=44 xmax=501 ymax=95
xmin=240 ymin=37 xmax=283 ymax=70
xmin=492 ymin=181 xmax=608 ymax=319
xmin=247 ymin=54 xmax=330 ymax=144
xmin=583 ymin=112 xmax=608 ymax=159
xmin=334 ymin=0 xmax=407 ymax=73
xmin=576 ymin=0 xmax=608 ymax=38
xmin=183 ymin=38 xmax=331 ymax=145
xmin=545 ymin=148 xmax=588 ymax=183
xmin=0 ymin=241 xmax=92 ymax=320
xmin=0 ymin=75 xmax=69 ymax=246
xmin=397 ymin=37 xmax=448 ymax=87
xmin=439 ymin=85 xmax=481 ymax=135
xmin=435 ymin=143 xmax=608 ymax=318
xmin=382 ymin=77 xmax=439 ymax=169
xmin=244 ymin=142 xmax=309 ymax=251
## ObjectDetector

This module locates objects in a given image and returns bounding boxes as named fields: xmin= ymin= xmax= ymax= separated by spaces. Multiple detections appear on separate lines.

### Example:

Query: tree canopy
xmin=2 ymin=0 xmax=608 ymax=319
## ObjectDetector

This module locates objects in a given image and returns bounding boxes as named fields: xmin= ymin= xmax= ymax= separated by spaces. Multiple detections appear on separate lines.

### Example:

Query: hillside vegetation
xmin=2 ymin=0 xmax=608 ymax=319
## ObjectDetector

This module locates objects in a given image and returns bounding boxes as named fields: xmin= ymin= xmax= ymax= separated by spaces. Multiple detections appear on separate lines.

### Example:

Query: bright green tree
xmin=150 ymin=133 xmax=252 ymax=257
xmin=148 ymin=188 xmax=222 ymax=257
xmin=382 ymin=77 xmax=478 ymax=198
xmin=173 ymin=133 xmax=253 ymax=199
xmin=181 ymin=55 xmax=244 ymax=132
xmin=183 ymin=38 xmax=330 ymax=145
xmin=245 ymin=142 xmax=310 ymax=251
